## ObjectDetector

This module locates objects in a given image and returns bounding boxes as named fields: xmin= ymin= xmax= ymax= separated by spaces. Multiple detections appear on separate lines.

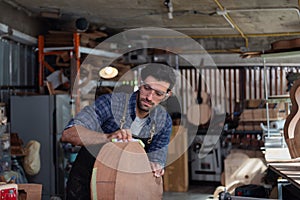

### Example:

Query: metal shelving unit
xmin=37 ymin=33 xmax=122 ymax=114
xmin=261 ymin=53 xmax=294 ymax=146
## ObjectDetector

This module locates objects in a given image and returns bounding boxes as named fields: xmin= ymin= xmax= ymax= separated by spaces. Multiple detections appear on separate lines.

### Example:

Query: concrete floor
xmin=163 ymin=192 xmax=213 ymax=200
xmin=163 ymin=182 xmax=218 ymax=200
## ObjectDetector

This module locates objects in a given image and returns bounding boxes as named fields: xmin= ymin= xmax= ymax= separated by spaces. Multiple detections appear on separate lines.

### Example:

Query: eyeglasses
xmin=140 ymin=80 xmax=169 ymax=100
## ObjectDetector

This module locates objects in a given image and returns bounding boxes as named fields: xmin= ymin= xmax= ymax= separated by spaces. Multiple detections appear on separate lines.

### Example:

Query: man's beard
xmin=137 ymin=92 xmax=154 ymax=113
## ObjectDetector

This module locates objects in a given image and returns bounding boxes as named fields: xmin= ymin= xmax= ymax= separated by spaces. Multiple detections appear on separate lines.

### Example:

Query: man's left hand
xmin=150 ymin=162 xmax=164 ymax=177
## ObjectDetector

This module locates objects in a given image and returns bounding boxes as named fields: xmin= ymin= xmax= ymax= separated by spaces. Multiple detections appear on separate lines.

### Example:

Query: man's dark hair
xmin=140 ymin=63 xmax=176 ymax=90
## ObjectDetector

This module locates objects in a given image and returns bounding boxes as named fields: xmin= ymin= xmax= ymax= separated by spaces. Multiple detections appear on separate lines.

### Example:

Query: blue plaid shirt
xmin=67 ymin=91 xmax=172 ymax=166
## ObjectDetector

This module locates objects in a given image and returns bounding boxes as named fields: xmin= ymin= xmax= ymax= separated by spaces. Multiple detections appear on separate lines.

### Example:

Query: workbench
xmin=265 ymin=147 xmax=300 ymax=199
xmin=268 ymin=162 xmax=300 ymax=190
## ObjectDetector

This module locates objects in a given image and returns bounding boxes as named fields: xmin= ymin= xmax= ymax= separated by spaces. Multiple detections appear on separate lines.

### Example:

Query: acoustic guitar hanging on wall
xmin=187 ymin=59 xmax=212 ymax=127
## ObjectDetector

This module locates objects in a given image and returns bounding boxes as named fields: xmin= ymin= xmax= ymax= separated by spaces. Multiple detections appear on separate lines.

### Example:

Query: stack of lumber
xmin=44 ymin=31 xmax=73 ymax=47
xmin=43 ymin=30 xmax=108 ymax=47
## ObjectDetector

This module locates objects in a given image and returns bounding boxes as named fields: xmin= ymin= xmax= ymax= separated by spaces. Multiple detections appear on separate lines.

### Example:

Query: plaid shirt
xmin=67 ymin=91 xmax=172 ymax=166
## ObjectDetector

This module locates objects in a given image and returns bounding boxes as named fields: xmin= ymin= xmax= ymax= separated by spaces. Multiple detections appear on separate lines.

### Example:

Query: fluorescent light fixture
xmin=40 ymin=11 xmax=61 ymax=19
xmin=0 ymin=23 xmax=37 ymax=45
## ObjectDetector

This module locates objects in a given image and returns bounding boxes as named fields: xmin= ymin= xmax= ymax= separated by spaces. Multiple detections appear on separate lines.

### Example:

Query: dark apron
xmin=66 ymin=94 xmax=155 ymax=200
xmin=66 ymin=145 xmax=98 ymax=200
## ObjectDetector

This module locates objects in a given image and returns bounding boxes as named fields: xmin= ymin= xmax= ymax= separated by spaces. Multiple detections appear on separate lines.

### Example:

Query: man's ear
xmin=166 ymin=91 xmax=172 ymax=97
xmin=162 ymin=91 xmax=172 ymax=101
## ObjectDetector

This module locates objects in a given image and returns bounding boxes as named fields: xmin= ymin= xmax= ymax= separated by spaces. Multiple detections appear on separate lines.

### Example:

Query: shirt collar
xmin=129 ymin=91 xmax=156 ymax=124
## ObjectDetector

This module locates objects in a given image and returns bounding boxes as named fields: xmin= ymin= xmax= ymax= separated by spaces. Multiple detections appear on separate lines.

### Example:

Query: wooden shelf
xmin=267 ymin=95 xmax=291 ymax=103
xmin=240 ymin=117 xmax=286 ymax=122
xmin=269 ymin=161 xmax=300 ymax=190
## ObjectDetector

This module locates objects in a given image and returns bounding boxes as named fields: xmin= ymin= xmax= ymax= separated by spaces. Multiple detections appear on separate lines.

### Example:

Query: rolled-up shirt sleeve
xmin=64 ymin=95 xmax=111 ymax=132
xmin=72 ymin=105 xmax=103 ymax=131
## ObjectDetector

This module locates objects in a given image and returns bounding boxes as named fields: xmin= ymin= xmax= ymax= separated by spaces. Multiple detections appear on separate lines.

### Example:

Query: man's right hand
xmin=107 ymin=129 xmax=132 ymax=141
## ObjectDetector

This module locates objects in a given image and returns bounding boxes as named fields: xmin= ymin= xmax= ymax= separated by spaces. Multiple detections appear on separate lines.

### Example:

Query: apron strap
xmin=120 ymin=93 xmax=156 ymax=145
xmin=147 ymin=122 xmax=155 ymax=144
xmin=120 ymin=93 xmax=129 ymax=129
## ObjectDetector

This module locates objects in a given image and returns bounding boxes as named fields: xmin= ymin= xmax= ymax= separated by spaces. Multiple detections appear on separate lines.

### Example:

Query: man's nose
xmin=146 ymin=90 xmax=155 ymax=100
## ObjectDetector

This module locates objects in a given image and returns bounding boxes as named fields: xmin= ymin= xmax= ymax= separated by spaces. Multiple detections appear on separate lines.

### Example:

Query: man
xmin=61 ymin=63 xmax=177 ymax=199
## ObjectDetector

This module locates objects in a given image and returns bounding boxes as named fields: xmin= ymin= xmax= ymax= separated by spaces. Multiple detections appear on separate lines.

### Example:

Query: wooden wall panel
xmin=180 ymin=66 xmax=298 ymax=119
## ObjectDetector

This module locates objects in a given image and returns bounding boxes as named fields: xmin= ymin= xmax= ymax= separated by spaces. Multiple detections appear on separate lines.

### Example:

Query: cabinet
xmin=10 ymin=94 xmax=72 ymax=199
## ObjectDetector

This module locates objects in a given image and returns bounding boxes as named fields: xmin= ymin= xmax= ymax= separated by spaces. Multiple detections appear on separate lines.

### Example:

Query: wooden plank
xmin=259 ymin=67 xmax=263 ymax=99
xmin=240 ymin=117 xmax=285 ymax=122
xmin=214 ymin=69 xmax=217 ymax=106
xmin=194 ymin=68 xmax=198 ymax=92
xmin=249 ymin=67 xmax=252 ymax=98
xmin=270 ymin=162 xmax=300 ymax=167
xmin=180 ymin=69 xmax=185 ymax=114
xmin=234 ymin=68 xmax=237 ymax=102
xmin=188 ymin=68 xmax=192 ymax=89
xmin=209 ymin=68 xmax=212 ymax=95
xmin=254 ymin=67 xmax=257 ymax=99
xmin=219 ymin=69 xmax=224 ymax=102
xmin=280 ymin=171 xmax=300 ymax=175
xmin=80 ymin=31 xmax=108 ymax=40
xmin=223 ymin=68 xmax=227 ymax=112
xmin=219 ymin=69 xmax=223 ymax=104
xmin=280 ymin=67 xmax=283 ymax=94
xmin=203 ymin=68 xmax=207 ymax=93
xmin=241 ymin=68 xmax=246 ymax=101
xmin=181 ymin=69 xmax=188 ymax=114
xmin=229 ymin=68 xmax=232 ymax=115
xmin=269 ymin=163 xmax=300 ymax=190
xmin=275 ymin=67 xmax=278 ymax=95
xmin=269 ymin=67 xmax=273 ymax=96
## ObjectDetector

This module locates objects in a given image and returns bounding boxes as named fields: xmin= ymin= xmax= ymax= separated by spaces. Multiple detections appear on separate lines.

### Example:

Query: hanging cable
xmin=164 ymin=0 xmax=173 ymax=19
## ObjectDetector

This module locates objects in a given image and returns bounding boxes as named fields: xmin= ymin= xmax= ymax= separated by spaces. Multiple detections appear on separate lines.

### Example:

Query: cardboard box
xmin=246 ymin=99 xmax=263 ymax=109
xmin=18 ymin=184 xmax=42 ymax=200
xmin=163 ymin=126 xmax=189 ymax=192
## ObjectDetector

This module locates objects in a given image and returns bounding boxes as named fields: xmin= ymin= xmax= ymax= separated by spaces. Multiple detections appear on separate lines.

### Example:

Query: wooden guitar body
xmin=284 ymin=79 xmax=300 ymax=158
xmin=187 ymin=103 xmax=211 ymax=126
xmin=90 ymin=142 xmax=163 ymax=200
xmin=187 ymin=91 xmax=212 ymax=126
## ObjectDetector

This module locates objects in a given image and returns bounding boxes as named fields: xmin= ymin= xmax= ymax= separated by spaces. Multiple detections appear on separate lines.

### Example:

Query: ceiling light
xmin=99 ymin=66 xmax=118 ymax=79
